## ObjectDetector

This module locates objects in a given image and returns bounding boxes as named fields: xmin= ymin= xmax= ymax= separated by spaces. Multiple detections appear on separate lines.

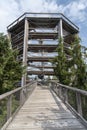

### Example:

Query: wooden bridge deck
xmin=6 ymin=85 xmax=86 ymax=130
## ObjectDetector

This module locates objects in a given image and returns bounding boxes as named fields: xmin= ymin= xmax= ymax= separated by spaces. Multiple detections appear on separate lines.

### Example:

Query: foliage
xmin=0 ymin=33 xmax=24 ymax=94
xmin=52 ymin=37 xmax=71 ymax=85
xmin=52 ymin=36 xmax=87 ymax=89
xmin=70 ymin=36 xmax=87 ymax=89
xmin=0 ymin=96 xmax=19 ymax=128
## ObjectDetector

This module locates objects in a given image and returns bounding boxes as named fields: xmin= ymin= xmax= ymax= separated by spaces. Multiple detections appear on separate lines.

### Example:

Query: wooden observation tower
xmin=7 ymin=13 xmax=79 ymax=86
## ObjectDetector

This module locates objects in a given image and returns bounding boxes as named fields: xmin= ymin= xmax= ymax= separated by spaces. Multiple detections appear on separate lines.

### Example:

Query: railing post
xmin=59 ymin=85 xmax=62 ymax=99
xmin=20 ymin=89 xmax=24 ymax=105
xmin=7 ymin=95 xmax=12 ymax=120
xmin=76 ymin=92 xmax=82 ymax=116
xmin=25 ymin=86 xmax=28 ymax=98
xmin=56 ymin=84 xmax=59 ymax=95
xmin=64 ymin=89 xmax=68 ymax=103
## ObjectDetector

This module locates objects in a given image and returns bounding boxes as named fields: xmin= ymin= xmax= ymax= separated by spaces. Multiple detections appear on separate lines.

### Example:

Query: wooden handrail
xmin=0 ymin=87 xmax=22 ymax=100
xmin=51 ymin=81 xmax=87 ymax=126
xmin=0 ymin=81 xmax=35 ymax=100
xmin=0 ymin=81 xmax=37 ymax=129
xmin=58 ymin=83 xmax=87 ymax=96
xmin=51 ymin=81 xmax=87 ymax=96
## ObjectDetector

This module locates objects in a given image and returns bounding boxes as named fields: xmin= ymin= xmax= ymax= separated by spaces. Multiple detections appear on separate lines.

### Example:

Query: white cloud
xmin=19 ymin=0 xmax=44 ymax=12
xmin=0 ymin=0 xmax=20 ymax=33
xmin=0 ymin=0 xmax=59 ymax=33
xmin=62 ymin=0 xmax=87 ymax=22
xmin=0 ymin=0 xmax=87 ymax=36
xmin=19 ymin=0 xmax=58 ymax=13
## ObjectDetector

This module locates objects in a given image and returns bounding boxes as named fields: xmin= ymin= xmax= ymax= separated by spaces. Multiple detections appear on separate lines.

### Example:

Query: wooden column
xmin=7 ymin=31 xmax=12 ymax=48
xmin=59 ymin=18 xmax=63 ymax=38
xmin=21 ymin=18 xmax=29 ymax=87
xmin=58 ymin=18 xmax=63 ymax=52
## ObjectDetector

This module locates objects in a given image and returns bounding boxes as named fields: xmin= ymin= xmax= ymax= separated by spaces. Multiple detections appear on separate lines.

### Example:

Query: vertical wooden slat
xmin=55 ymin=84 xmax=59 ymax=95
xmin=20 ymin=89 xmax=24 ymax=105
xmin=25 ymin=86 xmax=28 ymax=98
xmin=20 ymin=88 xmax=27 ymax=105
xmin=76 ymin=92 xmax=82 ymax=116
xmin=7 ymin=95 xmax=12 ymax=120
xmin=59 ymin=86 xmax=62 ymax=99
xmin=64 ymin=89 xmax=68 ymax=103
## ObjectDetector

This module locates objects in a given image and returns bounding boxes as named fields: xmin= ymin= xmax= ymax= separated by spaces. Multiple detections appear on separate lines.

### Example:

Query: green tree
xmin=0 ymin=33 xmax=24 ymax=94
xmin=70 ymin=36 xmax=87 ymax=89
xmin=52 ymin=36 xmax=87 ymax=89
xmin=52 ymin=37 xmax=71 ymax=85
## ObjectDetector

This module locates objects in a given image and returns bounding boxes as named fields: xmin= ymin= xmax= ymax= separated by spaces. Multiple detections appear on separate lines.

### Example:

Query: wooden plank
xmin=7 ymin=95 xmax=12 ymax=119
xmin=76 ymin=92 xmax=82 ymax=116
xmin=6 ymin=128 xmax=87 ymax=130
xmin=27 ymin=70 xmax=55 ymax=75
xmin=6 ymin=86 xmax=86 ymax=130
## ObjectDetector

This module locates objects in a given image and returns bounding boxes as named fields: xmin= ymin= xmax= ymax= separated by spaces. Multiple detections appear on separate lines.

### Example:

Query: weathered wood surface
xmin=6 ymin=85 xmax=86 ymax=130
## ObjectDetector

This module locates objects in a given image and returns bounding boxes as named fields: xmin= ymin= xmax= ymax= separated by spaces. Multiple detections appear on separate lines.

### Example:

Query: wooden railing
xmin=51 ymin=81 xmax=87 ymax=127
xmin=0 ymin=81 xmax=37 ymax=130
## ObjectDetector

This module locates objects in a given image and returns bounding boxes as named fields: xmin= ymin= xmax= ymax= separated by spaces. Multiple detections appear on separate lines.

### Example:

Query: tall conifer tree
xmin=52 ymin=36 xmax=87 ymax=89
xmin=71 ymin=36 xmax=87 ymax=89
xmin=52 ymin=37 xmax=71 ymax=85
xmin=0 ymin=33 xmax=24 ymax=94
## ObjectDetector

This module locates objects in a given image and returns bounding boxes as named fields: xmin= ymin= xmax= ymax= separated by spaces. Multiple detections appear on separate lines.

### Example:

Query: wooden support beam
xmin=7 ymin=31 xmax=12 ymax=48
xmin=59 ymin=18 xmax=63 ymax=38
xmin=27 ymin=70 xmax=54 ymax=75
xmin=21 ymin=18 xmax=29 ymax=87
xmin=58 ymin=18 xmax=63 ymax=52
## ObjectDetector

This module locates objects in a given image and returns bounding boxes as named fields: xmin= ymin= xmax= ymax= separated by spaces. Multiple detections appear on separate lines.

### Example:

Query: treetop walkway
xmin=0 ymin=81 xmax=87 ymax=130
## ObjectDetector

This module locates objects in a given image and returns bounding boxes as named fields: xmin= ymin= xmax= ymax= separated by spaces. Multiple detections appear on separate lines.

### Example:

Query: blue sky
xmin=0 ymin=0 xmax=87 ymax=47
